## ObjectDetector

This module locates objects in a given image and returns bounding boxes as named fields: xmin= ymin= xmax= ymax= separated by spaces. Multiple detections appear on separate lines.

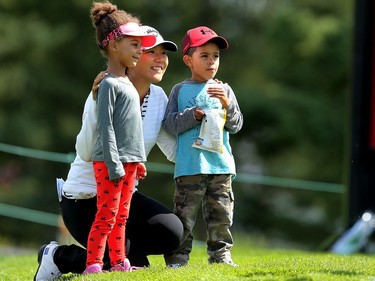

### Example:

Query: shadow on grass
xmin=58 ymin=274 xmax=77 ymax=280
xmin=239 ymin=268 xmax=366 ymax=280
xmin=318 ymin=269 xmax=365 ymax=276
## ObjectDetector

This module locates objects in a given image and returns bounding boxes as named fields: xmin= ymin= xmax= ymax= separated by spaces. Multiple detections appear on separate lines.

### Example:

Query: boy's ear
xmin=183 ymin=55 xmax=192 ymax=67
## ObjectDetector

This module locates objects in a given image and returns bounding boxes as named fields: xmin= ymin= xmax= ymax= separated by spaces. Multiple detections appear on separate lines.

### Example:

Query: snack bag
xmin=192 ymin=108 xmax=226 ymax=154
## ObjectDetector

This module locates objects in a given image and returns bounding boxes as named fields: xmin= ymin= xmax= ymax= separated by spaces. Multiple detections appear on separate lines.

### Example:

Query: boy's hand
xmin=92 ymin=71 xmax=107 ymax=101
xmin=136 ymin=163 xmax=147 ymax=180
xmin=207 ymin=87 xmax=231 ymax=108
xmin=194 ymin=107 xmax=205 ymax=122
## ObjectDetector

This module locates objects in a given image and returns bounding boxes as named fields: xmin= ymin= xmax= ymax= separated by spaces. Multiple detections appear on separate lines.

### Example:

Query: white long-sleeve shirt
xmin=62 ymin=84 xmax=176 ymax=199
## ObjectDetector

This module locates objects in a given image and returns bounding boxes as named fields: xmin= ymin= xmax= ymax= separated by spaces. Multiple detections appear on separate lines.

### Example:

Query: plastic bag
xmin=192 ymin=108 xmax=226 ymax=154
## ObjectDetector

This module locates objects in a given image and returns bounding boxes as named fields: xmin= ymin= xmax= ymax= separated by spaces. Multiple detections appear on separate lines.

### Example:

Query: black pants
xmin=54 ymin=191 xmax=183 ymax=273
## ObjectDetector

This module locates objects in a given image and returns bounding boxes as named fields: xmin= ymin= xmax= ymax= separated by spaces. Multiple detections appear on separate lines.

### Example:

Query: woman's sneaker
xmin=34 ymin=241 xmax=61 ymax=281
xmin=83 ymin=263 xmax=103 ymax=274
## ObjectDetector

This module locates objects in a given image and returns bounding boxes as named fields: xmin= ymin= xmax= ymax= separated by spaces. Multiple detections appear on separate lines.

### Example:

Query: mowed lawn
xmin=1 ymin=240 xmax=375 ymax=281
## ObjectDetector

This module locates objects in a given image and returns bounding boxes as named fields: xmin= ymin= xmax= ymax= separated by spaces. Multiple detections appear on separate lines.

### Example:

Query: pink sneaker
xmin=129 ymin=265 xmax=144 ymax=271
xmin=83 ymin=263 xmax=103 ymax=274
xmin=110 ymin=258 xmax=131 ymax=272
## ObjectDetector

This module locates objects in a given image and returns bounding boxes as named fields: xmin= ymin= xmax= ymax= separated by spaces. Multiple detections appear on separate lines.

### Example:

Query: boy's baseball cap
xmin=140 ymin=26 xmax=178 ymax=52
xmin=181 ymin=26 xmax=229 ymax=55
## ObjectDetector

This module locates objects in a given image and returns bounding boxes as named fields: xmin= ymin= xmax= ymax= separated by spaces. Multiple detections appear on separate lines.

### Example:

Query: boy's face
xmin=184 ymin=42 xmax=220 ymax=82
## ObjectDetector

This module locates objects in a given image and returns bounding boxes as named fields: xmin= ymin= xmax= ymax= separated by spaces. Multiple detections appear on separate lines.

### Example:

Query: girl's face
xmin=185 ymin=42 xmax=220 ymax=82
xmin=116 ymin=36 xmax=143 ymax=68
xmin=128 ymin=44 xmax=169 ymax=84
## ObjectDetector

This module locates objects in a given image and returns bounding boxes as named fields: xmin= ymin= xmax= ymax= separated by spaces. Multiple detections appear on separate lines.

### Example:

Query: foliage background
xmin=0 ymin=0 xmax=353 ymax=250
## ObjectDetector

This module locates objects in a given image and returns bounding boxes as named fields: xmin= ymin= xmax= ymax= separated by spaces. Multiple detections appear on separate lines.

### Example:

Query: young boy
xmin=162 ymin=26 xmax=243 ymax=267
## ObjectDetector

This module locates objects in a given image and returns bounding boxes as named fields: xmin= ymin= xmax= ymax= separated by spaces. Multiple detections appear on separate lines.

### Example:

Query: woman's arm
xmin=156 ymin=128 xmax=177 ymax=162
xmin=75 ymin=92 xmax=98 ymax=162
xmin=75 ymin=71 xmax=107 ymax=161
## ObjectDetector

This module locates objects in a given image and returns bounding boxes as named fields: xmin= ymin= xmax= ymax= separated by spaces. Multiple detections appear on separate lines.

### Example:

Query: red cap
xmin=181 ymin=26 xmax=229 ymax=55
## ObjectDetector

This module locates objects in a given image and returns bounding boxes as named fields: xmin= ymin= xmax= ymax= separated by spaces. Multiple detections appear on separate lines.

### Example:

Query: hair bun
xmin=91 ymin=1 xmax=117 ymax=26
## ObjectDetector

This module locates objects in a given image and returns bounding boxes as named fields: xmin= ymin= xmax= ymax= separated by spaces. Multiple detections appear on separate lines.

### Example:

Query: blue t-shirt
xmin=162 ymin=79 xmax=243 ymax=179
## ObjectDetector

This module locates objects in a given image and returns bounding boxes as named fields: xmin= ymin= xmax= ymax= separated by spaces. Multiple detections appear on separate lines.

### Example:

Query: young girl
xmin=84 ymin=1 xmax=156 ymax=274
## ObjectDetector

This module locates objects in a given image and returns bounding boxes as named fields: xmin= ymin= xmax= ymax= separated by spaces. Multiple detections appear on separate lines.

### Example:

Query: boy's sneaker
xmin=208 ymin=257 xmax=238 ymax=267
xmin=34 ymin=241 xmax=61 ymax=281
xmin=223 ymin=260 xmax=239 ymax=267
xmin=167 ymin=263 xmax=184 ymax=269
xmin=83 ymin=263 xmax=103 ymax=274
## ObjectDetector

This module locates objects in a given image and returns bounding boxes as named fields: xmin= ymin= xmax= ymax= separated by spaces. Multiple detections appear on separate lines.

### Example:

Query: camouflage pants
xmin=164 ymin=174 xmax=235 ymax=265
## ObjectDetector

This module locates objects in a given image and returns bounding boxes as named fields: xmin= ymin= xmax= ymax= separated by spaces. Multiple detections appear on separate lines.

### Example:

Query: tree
xmin=0 ymin=0 xmax=353 ymax=248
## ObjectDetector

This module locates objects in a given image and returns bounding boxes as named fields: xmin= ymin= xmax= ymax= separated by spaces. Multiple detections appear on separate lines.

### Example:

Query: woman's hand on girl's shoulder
xmin=92 ymin=71 xmax=108 ymax=101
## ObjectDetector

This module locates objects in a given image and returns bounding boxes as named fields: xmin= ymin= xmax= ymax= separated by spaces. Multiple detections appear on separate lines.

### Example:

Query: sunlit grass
xmin=1 ymin=238 xmax=375 ymax=281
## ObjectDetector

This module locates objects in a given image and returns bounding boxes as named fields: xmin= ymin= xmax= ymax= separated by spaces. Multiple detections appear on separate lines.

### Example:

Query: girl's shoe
xmin=83 ymin=263 xmax=103 ymax=274
xmin=110 ymin=259 xmax=144 ymax=272
xmin=130 ymin=265 xmax=144 ymax=271
xmin=110 ymin=259 xmax=131 ymax=272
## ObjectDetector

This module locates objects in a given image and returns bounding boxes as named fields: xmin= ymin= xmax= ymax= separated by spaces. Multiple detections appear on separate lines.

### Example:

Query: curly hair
xmin=90 ymin=1 xmax=140 ymax=51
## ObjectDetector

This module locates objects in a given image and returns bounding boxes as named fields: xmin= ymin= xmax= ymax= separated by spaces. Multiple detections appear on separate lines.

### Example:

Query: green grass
xmin=1 ymin=242 xmax=375 ymax=281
